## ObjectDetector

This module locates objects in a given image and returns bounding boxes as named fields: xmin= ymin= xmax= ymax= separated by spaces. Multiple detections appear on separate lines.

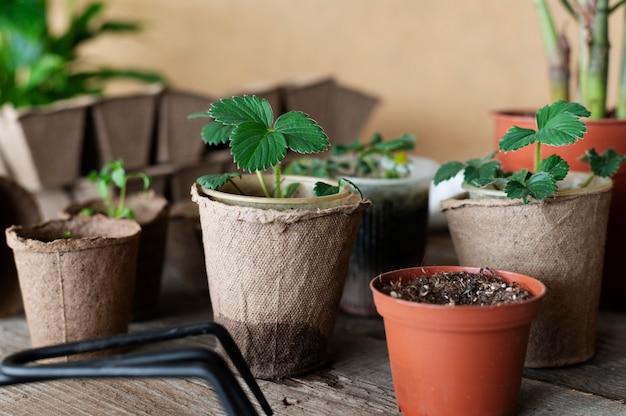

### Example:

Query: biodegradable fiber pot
xmin=192 ymin=175 xmax=369 ymax=379
xmin=370 ymin=266 xmax=546 ymax=416
xmin=441 ymin=174 xmax=612 ymax=367
xmin=63 ymin=192 xmax=170 ymax=321
xmin=5 ymin=215 xmax=141 ymax=352
xmin=340 ymin=156 xmax=439 ymax=317
xmin=493 ymin=111 xmax=626 ymax=309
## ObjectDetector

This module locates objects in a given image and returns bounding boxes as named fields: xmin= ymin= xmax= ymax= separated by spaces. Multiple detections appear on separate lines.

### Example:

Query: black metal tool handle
xmin=0 ymin=322 xmax=273 ymax=416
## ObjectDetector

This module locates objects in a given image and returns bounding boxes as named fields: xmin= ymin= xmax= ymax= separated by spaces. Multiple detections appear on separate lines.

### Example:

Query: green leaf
xmin=434 ymin=161 xmax=465 ymax=185
xmin=209 ymin=95 xmax=273 ymax=127
xmin=505 ymin=171 xmax=557 ymax=202
xmin=368 ymin=132 xmax=383 ymax=146
xmin=465 ymin=160 xmax=500 ymax=184
xmin=339 ymin=177 xmax=363 ymax=198
xmin=536 ymin=101 xmax=591 ymax=129
xmin=197 ymin=173 xmax=242 ymax=190
xmin=283 ymin=182 xmax=300 ymax=198
xmin=111 ymin=166 xmax=126 ymax=188
xmin=372 ymin=134 xmax=416 ymax=153
xmin=499 ymin=126 xmax=537 ymax=152
xmin=314 ymin=181 xmax=340 ymax=197
xmin=274 ymin=111 xmax=329 ymax=154
xmin=230 ymin=122 xmax=287 ymax=171
xmin=188 ymin=111 xmax=212 ymax=119
xmin=582 ymin=148 xmax=625 ymax=178
xmin=201 ymin=121 xmax=234 ymax=145
xmin=539 ymin=154 xmax=569 ymax=181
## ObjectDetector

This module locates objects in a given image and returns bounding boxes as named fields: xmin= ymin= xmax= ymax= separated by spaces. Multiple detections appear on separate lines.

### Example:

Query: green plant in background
xmin=286 ymin=132 xmax=416 ymax=179
xmin=84 ymin=159 xmax=151 ymax=219
xmin=434 ymin=100 xmax=625 ymax=202
xmin=0 ymin=0 xmax=164 ymax=108
xmin=534 ymin=0 xmax=626 ymax=119
xmin=189 ymin=95 xmax=351 ymax=198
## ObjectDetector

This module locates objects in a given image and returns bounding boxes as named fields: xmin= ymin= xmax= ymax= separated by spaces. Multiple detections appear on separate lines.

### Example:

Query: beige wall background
xmin=64 ymin=0 xmax=624 ymax=164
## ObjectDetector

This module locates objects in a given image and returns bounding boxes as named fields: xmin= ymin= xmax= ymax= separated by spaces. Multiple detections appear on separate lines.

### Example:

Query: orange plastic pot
xmin=492 ymin=110 xmax=626 ymax=309
xmin=370 ymin=266 xmax=546 ymax=416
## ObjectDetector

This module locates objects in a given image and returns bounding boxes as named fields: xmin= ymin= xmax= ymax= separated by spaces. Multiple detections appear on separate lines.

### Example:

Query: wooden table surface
xmin=0 ymin=230 xmax=624 ymax=415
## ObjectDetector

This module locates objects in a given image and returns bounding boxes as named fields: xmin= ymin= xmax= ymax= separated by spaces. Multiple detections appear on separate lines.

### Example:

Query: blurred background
xmin=46 ymin=0 xmax=626 ymax=164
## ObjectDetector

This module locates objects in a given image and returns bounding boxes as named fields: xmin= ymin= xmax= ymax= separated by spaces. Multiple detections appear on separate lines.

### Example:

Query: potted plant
xmin=492 ymin=0 xmax=626 ymax=308
xmin=63 ymin=159 xmax=170 ymax=321
xmin=189 ymin=95 xmax=369 ymax=379
xmin=370 ymin=266 xmax=546 ymax=416
xmin=0 ymin=0 xmax=164 ymax=191
xmin=286 ymin=133 xmax=439 ymax=317
xmin=436 ymin=100 xmax=623 ymax=367
xmin=5 ymin=214 xmax=141 ymax=355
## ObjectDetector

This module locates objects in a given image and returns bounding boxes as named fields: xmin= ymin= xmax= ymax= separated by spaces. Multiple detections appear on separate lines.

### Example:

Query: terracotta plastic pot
xmin=5 ymin=215 xmax=141 ymax=353
xmin=442 ymin=174 xmax=612 ymax=367
xmin=62 ymin=192 xmax=170 ymax=321
xmin=340 ymin=156 xmax=438 ymax=316
xmin=492 ymin=110 xmax=626 ymax=309
xmin=192 ymin=176 xmax=369 ymax=379
xmin=370 ymin=266 xmax=546 ymax=416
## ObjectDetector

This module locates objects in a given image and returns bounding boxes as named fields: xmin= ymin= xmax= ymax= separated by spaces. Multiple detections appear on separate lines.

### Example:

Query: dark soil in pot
xmin=379 ymin=269 xmax=533 ymax=306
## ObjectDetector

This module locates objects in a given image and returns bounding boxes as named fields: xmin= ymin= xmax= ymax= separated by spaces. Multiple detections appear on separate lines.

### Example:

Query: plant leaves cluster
xmin=434 ymin=100 xmax=625 ymax=203
xmin=191 ymin=95 xmax=351 ymax=198
xmin=286 ymin=132 xmax=416 ymax=179
xmin=0 ymin=0 xmax=164 ymax=108
xmin=84 ymin=159 xmax=151 ymax=219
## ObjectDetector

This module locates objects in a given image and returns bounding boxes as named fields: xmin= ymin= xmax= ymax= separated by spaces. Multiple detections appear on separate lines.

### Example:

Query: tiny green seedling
xmin=434 ymin=100 xmax=626 ymax=203
xmin=189 ymin=95 xmax=348 ymax=198
xmin=287 ymin=132 xmax=416 ymax=179
xmin=84 ymin=159 xmax=151 ymax=219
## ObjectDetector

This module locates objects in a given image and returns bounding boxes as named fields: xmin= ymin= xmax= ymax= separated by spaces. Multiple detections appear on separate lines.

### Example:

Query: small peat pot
xmin=192 ymin=176 xmax=369 ymax=379
xmin=370 ymin=266 xmax=546 ymax=416
xmin=5 ymin=215 xmax=141 ymax=355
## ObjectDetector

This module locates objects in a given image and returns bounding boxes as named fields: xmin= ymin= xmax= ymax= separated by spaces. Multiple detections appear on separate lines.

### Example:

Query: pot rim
xmin=197 ymin=174 xmax=354 ymax=211
xmin=461 ymin=171 xmax=612 ymax=200
xmin=490 ymin=108 xmax=626 ymax=126
xmin=370 ymin=265 xmax=546 ymax=312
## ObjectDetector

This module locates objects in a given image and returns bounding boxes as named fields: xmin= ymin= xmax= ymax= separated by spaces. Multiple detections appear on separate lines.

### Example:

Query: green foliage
xmin=190 ymin=95 xmax=339 ymax=198
xmin=286 ymin=132 xmax=416 ymax=179
xmin=85 ymin=159 xmax=151 ymax=219
xmin=434 ymin=100 xmax=625 ymax=203
xmin=0 ymin=0 xmax=165 ymax=108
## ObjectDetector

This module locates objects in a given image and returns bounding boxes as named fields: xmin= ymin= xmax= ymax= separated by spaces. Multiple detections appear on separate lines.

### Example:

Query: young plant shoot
xmin=84 ymin=159 xmax=151 ymax=219
xmin=189 ymin=95 xmax=349 ymax=198
xmin=434 ymin=100 xmax=625 ymax=203
xmin=286 ymin=132 xmax=416 ymax=179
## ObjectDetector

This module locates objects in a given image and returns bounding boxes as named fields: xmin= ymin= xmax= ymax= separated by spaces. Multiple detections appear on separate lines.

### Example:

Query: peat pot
xmin=493 ymin=110 xmax=626 ymax=309
xmin=441 ymin=173 xmax=612 ymax=367
xmin=192 ymin=175 xmax=369 ymax=379
xmin=5 ymin=215 xmax=141 ymax=353
xmin=371 ymin=266 xmax=546 ymax=416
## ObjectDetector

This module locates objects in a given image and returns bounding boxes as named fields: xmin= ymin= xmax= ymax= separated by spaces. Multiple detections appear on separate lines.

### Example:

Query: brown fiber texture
xmin=441 ymin=185 xmax=612 ymax=367
xmin=63 ymin=192 xmax=170 ymax=321
xmin=192 ymin=185 xmax=369 ymax=379
xmin=5 ymin=215 xmax=141 ymax=353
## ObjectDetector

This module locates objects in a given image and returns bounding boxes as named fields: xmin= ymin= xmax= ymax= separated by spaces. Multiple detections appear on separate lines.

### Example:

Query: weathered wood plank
xmin=523 ymin=311 xmax=626 ymax=402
